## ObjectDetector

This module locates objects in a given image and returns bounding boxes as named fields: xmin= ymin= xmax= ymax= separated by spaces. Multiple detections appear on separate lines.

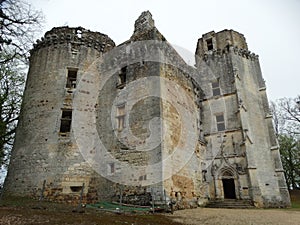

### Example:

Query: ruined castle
xmin=4 ymin=11 xmax=291 ymax=208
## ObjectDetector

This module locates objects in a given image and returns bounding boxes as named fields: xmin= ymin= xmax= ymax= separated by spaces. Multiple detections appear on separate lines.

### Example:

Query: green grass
xmin=87 ymin=201 xmax=151 ymax=212
xmin=0 ymin=195 xmax=37 ymax=207
xmin=0 ymin=196 xmax=181 ymax=225
xmin=289 ymin=190 xmax=300 ymax=210
xmin=291 ymin=202 xmax=300 ymax=208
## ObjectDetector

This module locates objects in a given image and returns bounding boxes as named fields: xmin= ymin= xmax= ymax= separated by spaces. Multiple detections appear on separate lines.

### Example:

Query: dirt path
xmin=169 ymin=208 xmax=300 ymax=225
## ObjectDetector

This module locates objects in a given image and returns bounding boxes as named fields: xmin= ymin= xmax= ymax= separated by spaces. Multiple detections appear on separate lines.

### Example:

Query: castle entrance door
xmin=222 ymin=178 xmax=236 ymax=199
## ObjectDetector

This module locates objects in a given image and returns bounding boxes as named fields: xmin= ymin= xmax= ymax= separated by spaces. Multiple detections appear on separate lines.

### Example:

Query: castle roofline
xmin=32 ymin=26 xmax=115 ymax=53
xmin=198 ymin=29 xmax=246 ymax=40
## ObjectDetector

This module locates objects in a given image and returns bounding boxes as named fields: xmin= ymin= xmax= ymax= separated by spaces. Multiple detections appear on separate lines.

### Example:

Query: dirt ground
xmin=169 ymin=208 xmax=300 ymax=225
xmin=1 ymin=193 xmax=300 ymax=225
xmin=0 ymin=195 xmax=183 ymax=225
xmin=1 ymin=205 xmax=300 ymax=225
xmin=0 ymin=206 xmax=182 ymax=225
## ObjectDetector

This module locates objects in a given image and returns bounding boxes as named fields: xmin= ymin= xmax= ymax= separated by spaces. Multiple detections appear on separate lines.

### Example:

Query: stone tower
xmin=4 ymin=12 xmax=290 ymax=208
xmin=195 ymin=30 xmax=291 ymax=207
xmin=3 ymin=27 xmax=116 ymax=202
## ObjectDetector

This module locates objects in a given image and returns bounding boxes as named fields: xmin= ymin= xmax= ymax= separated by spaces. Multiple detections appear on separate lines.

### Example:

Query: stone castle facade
xmin=4 ymin=11 xmax=291 ymax=208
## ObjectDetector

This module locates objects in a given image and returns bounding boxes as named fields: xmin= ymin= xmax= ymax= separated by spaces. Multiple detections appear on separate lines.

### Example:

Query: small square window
xmin=216 ymin=115 xmax=224 ymax=122
xmin=70 ymin=186 xmax=82 ymax=192
xmin=66 ymin=69 xmax=77 ymax=88
xmin=139 ymin=175 xmax=147 ymax=181
xmin=216 ymin=114 xmax=225 ymax=132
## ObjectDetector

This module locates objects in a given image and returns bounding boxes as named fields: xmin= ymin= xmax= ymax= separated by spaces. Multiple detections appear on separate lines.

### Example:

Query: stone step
xmin=205 ymin=199 xmax=254 ymax=209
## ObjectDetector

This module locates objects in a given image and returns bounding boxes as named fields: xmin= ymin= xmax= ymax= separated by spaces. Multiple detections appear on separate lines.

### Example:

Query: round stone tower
xmin=4 ymin=27 xmax=115 ymax=202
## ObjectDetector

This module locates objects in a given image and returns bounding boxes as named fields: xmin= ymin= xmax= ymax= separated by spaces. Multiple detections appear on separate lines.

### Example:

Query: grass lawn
xmin=290 ymin=190 xmax=300 ymax=209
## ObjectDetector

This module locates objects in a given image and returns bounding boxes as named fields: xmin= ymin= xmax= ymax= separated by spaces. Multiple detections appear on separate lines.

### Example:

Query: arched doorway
xmin=221 ymin=170 xmax=236 ymax=199
xmin=222 ymin=178 xmax=236 ymax=199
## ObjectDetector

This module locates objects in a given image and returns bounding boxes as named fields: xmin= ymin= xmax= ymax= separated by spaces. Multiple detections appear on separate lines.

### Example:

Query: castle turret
xmin=195 ymin=29 xmax=248 ymax=63
xmin=4 ymin=27 xmax=115 ymax=202
xmin=195 ymin=29 xmax=291 ymax=207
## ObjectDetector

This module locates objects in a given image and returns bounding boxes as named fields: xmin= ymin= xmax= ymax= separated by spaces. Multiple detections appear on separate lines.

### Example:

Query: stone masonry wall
xmin=4 ymin=27 xmax=115 ymax=203
xmin=160 ymin=63 xmax=202 ymax=208
xmin=4 ymin=11 xmax=290 ymax=208
xmin=195 ymin=29 xmax=290 ymax=207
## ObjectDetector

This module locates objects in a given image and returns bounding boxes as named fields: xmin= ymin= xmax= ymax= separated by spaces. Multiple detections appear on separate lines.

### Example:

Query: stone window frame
xmin=108 ymin=162 xmax=115 ymax=174
xmin=59 ymin=109 xmax=72 ymax=135
xmin=215 ymin=113 xmax=225 ymax=132
xmin=206 ymin=38 xmax=214 ymax=51
xmin=66 ymin=68 xmax=78 ymax=89
xmin=116 ymin=103 xmax=126 ymax=131
xmin=139 ymin=174 xmax=147 ymax=181
xmin=211 ymin=80 xmax=221 ymax=96
xmin=70 ymin=186 xmax=83 ymax=192
xmin=117 ymin=66 xmax=127 ymax=89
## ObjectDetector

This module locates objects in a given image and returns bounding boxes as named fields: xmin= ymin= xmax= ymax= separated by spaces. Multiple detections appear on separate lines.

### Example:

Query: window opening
xmin=60 ymin=109 xmax=72 ymax=134
xmin=70 ymin=186 xmax=82 ymax=192
xmin=117 ymin=67 xmax=127 ymax=88
xmin=216 ymin=114 xmax=225 ymax=131
xmin=116 ymin=105 xmax=125 ymax=131
xmin=212 ymin=81 xmax=221 ymax=96
xmin=76 ymin=29 xmax=82 ymax=39
xmin=109 ymin=163 xmax=115 ymax=174
xmin=66 ymin=69 xmax=77 ymax=88
xmin=206 ymin=38 xmax=213 ymax=51
xmin=139 ymin=175 xmax=147 ymax=181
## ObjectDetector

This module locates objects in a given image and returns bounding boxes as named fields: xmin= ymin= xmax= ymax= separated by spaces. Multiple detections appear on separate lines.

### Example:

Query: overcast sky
xmin=27 ymin=0 xmax=300 ymax=101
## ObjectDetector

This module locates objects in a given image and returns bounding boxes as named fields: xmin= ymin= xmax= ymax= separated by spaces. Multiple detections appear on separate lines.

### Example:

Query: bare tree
xmin=278 ymin=134 xmax=300 ymax=190
xmin=0 ymin=0 xmax=43 ymax=166
xmin=279 ymin=96 xmax=300 ymax=135
xmin=271 ymin=96 xmax=300 ymax=189
xmin=0 ymin=0 xmax=44 ymax=63
xmin=271 ymin=96 xmax=300 ymax=136
xmin=0 ymin=57 xmax=25 ymax=165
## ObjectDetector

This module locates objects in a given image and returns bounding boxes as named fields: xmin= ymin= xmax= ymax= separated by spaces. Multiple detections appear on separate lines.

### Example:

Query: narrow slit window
xmin=212 ymin=81 xmax=221 ymax=96
xmin=216 ymin=114 xmax=225 ymax=132
xmin=206 ymin=38 xmax=213 ymax=51
xmin=109 ymin=163 xmax=115 ymax=174
xmin=117 ymin=67 xmax=127 ymax=88
xmin=116 ymin=105 xmax=125 ymax=131
xmin=66 ymin=69 xmax=77 ymax=88
xmin=60 ymin=109 xmax=72 ymax=134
